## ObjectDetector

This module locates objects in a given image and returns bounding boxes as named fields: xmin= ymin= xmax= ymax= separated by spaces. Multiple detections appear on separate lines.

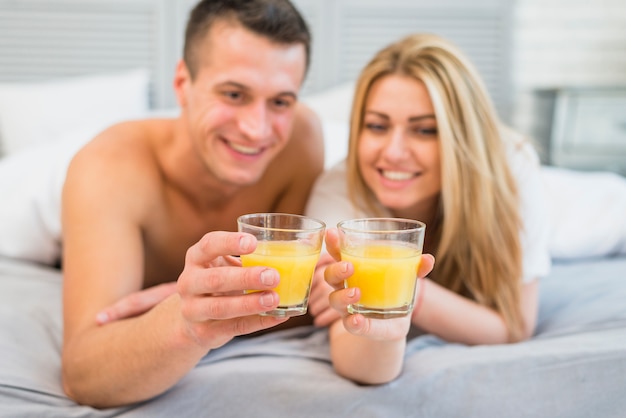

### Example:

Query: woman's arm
xmin=329 ymin=312 xmax=410 ymax=384
xmin=324 ymin=228 xmax=435 ymax=384
xmin=411 ymin=278 xmax=539 ymax=345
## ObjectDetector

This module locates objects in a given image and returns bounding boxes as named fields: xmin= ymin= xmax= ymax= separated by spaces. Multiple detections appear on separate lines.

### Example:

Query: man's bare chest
xmin=140 ymin=192 xmax=279 ymax=286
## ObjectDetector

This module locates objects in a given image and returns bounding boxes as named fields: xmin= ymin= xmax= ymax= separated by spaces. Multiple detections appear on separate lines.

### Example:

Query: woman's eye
xmin=413 ymin=127 xmax=438 ymax=136
xmin=365 ymin=123 xmax=387 ymax=133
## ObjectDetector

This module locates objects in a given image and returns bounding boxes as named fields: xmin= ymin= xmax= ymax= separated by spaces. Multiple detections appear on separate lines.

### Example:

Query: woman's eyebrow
xmin=364 ymin=110 xmax=389 ymax=119
xmin=409 ymin=115 xmax=436 ymax=122
xmin=365 ymin=111 xmax=436 ymax=122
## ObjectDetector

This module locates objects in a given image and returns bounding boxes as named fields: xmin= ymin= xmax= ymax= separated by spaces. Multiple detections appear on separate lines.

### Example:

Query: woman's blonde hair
xmin=346 ymin=33 xmax=525 ymax=341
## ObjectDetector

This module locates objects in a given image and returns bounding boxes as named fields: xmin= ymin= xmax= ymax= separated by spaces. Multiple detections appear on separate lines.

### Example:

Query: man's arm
xmin=61 ymin=128 xmax=286 ymax=408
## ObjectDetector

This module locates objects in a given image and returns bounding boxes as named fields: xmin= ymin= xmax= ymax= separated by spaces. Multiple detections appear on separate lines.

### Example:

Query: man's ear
xmin=173 ymin=59 xmax=191 ymax=107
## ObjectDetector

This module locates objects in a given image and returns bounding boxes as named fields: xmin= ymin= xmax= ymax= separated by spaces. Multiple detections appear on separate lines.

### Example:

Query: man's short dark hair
xmin=183 ymin=0 xmax=311 ymax=79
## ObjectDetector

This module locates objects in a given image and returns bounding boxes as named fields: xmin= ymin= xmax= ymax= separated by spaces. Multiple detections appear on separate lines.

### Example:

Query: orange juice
xmin=241 ymin=241 xmax=320 ymax=306
xmin=341 ymin=243 xmax=421 ymax=310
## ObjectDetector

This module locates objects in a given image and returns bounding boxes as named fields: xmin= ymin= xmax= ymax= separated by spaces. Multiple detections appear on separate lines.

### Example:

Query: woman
xmin=306 ymin=33 xmax=550 ymax=384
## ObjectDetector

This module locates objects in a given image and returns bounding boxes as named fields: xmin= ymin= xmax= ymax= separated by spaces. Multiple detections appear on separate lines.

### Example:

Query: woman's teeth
xmin=381 ymin=170 xmax=414 ymax=181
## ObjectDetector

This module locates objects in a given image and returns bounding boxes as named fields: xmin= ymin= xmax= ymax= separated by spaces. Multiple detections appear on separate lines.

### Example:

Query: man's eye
xmin=272 ymin=98 xmax=292 ymax=108
xmin=223 ymin=91 xmax=243 ymax=100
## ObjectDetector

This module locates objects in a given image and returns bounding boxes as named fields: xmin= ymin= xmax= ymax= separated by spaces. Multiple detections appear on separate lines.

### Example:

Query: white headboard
xmin=295 ymin=0 xmax=514 ymax=121
xmin=0 ymin=0 xmax=192 ymax=109
xmin=0 ymin=0 xmax=513 ymax=119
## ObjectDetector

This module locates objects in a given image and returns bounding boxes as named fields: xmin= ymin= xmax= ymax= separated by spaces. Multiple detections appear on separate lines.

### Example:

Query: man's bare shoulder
xmin=65 ymin=119 xmax=176 ymax=215
xmin=273 ymin=102 xmax=324 ymax=171
xmin=293 ymin=102 xmax=324 ymax=153
xmin=75 ymin=119 xmax=173 ymax=163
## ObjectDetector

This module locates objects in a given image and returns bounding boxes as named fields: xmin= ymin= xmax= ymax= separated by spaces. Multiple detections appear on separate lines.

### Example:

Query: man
xmin=61 ymin=0 xmax=324 ymax=407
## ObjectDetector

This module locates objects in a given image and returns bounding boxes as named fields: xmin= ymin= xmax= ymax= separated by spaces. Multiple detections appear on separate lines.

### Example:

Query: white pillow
xmin=321 ymin=120 xmax=349 ymax=169
xmin=302 ymin=82 xmax=354 ymax=169
xmin=0 ymin=68 xmax=150 ymax=156
xmin=0 ymin=132 xmax=90 ymax=266
xmin=0 ymin=108 xmax=179 ymax=267
xmin=302 ymin=82 xmax=355 ymax=125
xmin=542 ymin=166 xmax=626 ymax=259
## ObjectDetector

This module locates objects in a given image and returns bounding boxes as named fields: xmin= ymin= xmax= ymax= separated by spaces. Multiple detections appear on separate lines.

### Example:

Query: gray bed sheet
xmin=1 ymin=255 xmax=625 ymax=418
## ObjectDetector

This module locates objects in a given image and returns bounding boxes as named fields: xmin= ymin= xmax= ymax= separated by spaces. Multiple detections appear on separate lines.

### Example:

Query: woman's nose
xmin=381 ymin=127 xmax=407 ymax=161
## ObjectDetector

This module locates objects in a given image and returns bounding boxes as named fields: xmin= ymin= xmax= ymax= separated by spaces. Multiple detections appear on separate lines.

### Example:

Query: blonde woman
xmin=306 ymin=33 xmax=550 ymax=383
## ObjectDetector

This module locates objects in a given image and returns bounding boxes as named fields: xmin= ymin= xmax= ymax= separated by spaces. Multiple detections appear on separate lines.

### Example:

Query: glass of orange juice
xmin=338 ymin=218 xmax=425 ymax=319
xmin=238 ymin=213 xmax=326 ymax=317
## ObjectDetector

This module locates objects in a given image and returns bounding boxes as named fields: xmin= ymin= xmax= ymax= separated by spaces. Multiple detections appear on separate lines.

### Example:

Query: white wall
xmin=1 ymin=0 xmax=624 ymax=158
xmin=511 ymin=0 xmax=626 ymax=155
xmin=513 ymin=0 xmax=626 ymax=89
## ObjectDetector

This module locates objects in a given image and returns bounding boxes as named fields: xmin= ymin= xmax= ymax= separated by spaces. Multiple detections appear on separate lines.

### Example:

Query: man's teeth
xmin=229 ymin=142 xmax=262 ymax=155
xmin=382 ymin=170 xmax=414 ymax=181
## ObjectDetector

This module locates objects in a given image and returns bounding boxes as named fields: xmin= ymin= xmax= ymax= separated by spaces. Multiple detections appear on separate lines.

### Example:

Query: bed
xmin=1 ymin=252 xmax=626 ymax=417
xmin=1 ymin=72 xmax=626 ymax=417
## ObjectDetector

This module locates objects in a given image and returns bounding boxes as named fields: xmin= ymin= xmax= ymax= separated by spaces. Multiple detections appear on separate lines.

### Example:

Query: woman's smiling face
xmin=357 ymin=74 xmax=442 ymax=219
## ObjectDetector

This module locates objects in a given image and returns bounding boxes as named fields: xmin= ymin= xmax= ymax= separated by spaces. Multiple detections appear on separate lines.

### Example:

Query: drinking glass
xmin=338 ymin=218 xmax=425 ymax=319
xmin=238 ymin=213 xmax=326 ymax=317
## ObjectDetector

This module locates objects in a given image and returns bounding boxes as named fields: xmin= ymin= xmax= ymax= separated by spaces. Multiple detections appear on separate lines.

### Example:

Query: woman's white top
xmin=305 ymin=129 xmax=551 ymax=283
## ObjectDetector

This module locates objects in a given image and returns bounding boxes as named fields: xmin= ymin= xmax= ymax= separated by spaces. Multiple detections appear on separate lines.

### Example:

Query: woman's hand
xmin=308 ymin=252 xmax=341 ymax=327
xmin=323 ymin=227 xmax=435 ymax=340
xmin=95 ymin=282 xmax=178 ymax=325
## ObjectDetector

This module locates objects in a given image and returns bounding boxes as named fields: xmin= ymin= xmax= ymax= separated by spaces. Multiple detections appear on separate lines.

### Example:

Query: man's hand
xmin=174 ymin=231 xmax=292 ymax=348
xmin=96 ymin=231 xmax=289 ymax=347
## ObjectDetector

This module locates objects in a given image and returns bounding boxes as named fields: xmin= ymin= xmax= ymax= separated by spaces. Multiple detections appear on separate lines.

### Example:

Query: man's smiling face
xmin=178 ymin=20 xmax=307 ymax=187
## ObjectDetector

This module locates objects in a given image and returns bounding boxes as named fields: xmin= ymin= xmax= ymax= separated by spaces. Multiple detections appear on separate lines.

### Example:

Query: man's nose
xmin=239 ymin=101 xmax=271 ymax=141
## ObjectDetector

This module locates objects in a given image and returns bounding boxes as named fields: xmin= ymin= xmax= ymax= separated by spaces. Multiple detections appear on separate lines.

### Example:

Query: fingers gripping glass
xmin=338 ymin=218 xmax=426 ymax=319
xmin=237 ymin=213 xmax=326 ymax=317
